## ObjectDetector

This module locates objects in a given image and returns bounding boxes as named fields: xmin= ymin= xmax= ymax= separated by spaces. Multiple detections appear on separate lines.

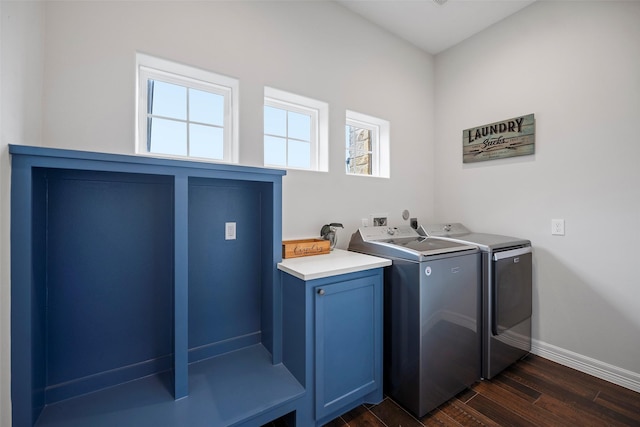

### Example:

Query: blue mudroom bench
xmin=10 ymin=145 xmax=305 ymax=426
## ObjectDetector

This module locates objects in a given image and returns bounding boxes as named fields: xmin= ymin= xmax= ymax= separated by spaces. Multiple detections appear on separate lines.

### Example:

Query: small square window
xmin=136 ymin=53 xmax=239 ymax=163
xmin=264 ymin=87 xmax=328 ymax=172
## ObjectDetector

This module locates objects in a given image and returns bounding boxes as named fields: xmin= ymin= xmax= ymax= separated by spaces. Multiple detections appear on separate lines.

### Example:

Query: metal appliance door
xmin=418 ymin=253 xmax=481 ymax=416
xmin=492 ymin=247 xmax=532 ymax=335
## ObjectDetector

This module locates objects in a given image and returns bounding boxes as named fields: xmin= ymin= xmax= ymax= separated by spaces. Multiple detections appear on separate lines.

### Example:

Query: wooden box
xmin=282 ymin=238 xmax=330 ymax=259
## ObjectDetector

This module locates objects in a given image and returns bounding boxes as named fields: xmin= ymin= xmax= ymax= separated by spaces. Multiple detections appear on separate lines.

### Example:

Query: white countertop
xmin=278 ymin=249 xmax=391 ymax=281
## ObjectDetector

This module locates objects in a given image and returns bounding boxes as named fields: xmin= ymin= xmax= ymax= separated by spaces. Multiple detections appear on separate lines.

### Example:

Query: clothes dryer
xmin=349 ymin=225 xmax=480 ymax=417
xmin=420 ymin=223 xmax=532 ymax=379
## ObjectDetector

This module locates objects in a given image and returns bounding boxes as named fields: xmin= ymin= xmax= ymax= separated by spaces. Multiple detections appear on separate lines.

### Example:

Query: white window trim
xmin=346 ymin=110 xmax=390 ymax=178
xmin=264 ymin=86 xmax=328 ymax=172
xmin=135 ymin=53 xmax=239 ymax=163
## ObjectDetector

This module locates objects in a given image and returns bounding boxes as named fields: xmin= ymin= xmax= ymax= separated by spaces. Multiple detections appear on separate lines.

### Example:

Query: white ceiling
xmin=336 ymin=0 xmax=537 ymax=55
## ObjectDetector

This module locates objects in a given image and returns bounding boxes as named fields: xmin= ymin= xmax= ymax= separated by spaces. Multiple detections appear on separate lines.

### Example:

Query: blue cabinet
xmin=314 ymin=274 xmax=382 ymax=420
xmin=10 ymin=145 xmax=305 ymax=427
xmin=281 ymin=259 xmax=385 ymax=426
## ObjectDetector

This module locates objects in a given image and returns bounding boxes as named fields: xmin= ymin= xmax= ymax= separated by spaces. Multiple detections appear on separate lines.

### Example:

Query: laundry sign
xmin=463 ymin=114 xmax=535 ymax=163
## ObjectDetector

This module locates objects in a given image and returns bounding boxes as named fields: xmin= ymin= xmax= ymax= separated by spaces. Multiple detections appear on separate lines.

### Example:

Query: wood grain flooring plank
xmin=322 ymin=417 xmax=349 ymax=427
xmin=340 ymin=404 xmax=387 ymax=427
xmin=502 ymin=369 xmax=637 ymax=426
xmin=533 ymin=394 xmax=611 ymax=427
xmin=508 ymin=358 xmax=599 ymax=400
xmin=465 ymin=393 xmax=538 ymax=427
xmin=454 ymin=388 xmax=477 ymax=404
xmin=437 ymin=398 xmax=503 ymax=427
xmin=490 ymin=374 xmax=541 ymax=403
xmin=520 ymin=358 xmax=640 ymax=426
xmin=420 ymin=409 xmax=464 ymax=427
xmin=520 ymin=355 xmax=640 ymax=413
xmin=521 ymin=356 xmax=629 ymax=400
xmin=369 ymin=398 xmax=424 ymax=427
xmin=472 ymin=380 xmax=567 ymax=426
xmin=594 ymin=390 xmax=640 ymax=425
xmin=467 ymin=393 xmax=541 ymax=427
xmin=588 ymin=377 xmax=640 ymax=412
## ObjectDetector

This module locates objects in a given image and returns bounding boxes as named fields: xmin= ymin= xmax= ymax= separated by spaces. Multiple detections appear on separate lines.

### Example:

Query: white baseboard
xmin=531 ymin=339 xmax=640 ymax=393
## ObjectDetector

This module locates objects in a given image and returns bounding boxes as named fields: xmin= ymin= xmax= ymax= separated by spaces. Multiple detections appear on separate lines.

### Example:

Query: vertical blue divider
xmin=173 ymin=174 xmax=189 ymax=399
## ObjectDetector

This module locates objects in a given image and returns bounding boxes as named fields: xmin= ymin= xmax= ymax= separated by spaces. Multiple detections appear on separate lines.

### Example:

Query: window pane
xmin=149 ymin=118 xmax=187 ymax=156
xmin=264 ymin=106 xmax=286 ymax=137
xmin=149 ymin=80 xmax=186 ymax=120
xmin=288 ymin=111 xmax=311 ymax=142
xmin=189 ymin=89 xmax=224 ymax=126
xmin=288 ymin=140 xmax=311 ymax=169
xmin=346 ymin=125 xmax=372 ymax=175
xmin=264 ymin=135 xmax=287 ymax=166
xmin=189 ymin=124 xmax=223 ymax=159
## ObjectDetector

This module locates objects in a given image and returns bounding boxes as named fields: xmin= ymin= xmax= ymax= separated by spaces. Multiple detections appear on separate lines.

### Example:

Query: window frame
xmin=263 ymin=87 xmax=328 ymax=172
xmin=345 ymin=110 xmax=390 ymax=178
xmin=136 ymin=53 xmax=239 ymax=163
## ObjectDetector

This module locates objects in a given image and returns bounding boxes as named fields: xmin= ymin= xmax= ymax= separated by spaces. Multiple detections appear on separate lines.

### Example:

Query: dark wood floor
xmin=268 ymin=354 xmax=640 ymax=427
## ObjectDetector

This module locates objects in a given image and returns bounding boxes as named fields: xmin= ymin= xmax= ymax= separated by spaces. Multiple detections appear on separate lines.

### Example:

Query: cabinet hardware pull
xmin=318 ymin=289 xmax=325 ymax=296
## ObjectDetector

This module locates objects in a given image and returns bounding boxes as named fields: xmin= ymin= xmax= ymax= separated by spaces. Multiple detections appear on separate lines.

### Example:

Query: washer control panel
xmin=358 ymin=225 xmax=419 ymax=241
xmin=421 ymin=222 xmax=470 ymax=237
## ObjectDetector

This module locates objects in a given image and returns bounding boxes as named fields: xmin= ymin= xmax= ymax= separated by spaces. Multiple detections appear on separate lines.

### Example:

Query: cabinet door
xmin=314 ymin=274 xmax=382 ymax=419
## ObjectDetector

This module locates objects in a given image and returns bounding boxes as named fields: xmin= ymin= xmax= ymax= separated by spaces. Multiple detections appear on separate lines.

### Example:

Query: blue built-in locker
xmin=188 ymin=179 xmax=264 ymax=361
xmin=10 ymin=145 xmax=304 ymax=427
xmin=44 ymin=170 xmax=174 ymax=403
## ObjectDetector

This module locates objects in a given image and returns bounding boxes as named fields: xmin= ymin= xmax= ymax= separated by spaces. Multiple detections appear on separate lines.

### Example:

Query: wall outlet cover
xmin=370 ymin=213 xmax=388 ymax=227
xmin=551 ymin=219 xmax=565 ymax=236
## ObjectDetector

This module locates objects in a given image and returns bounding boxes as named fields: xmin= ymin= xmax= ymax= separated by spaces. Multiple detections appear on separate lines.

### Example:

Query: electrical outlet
xmin=370 ymin=213 xmax=389 ymax=227
xmin=551 ymin=219 xmax=565 ymax=236
xmin=225 ymin=222 xmax=236 ymax=240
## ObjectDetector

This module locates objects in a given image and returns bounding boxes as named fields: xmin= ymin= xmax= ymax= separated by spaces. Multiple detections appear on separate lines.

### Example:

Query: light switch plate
xmin=225 ymin=222 xmax=236 ymax=240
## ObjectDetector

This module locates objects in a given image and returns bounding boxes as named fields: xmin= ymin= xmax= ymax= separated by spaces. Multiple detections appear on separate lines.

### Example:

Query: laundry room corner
xmin=433 ymin=0 xmax=640 ymax=389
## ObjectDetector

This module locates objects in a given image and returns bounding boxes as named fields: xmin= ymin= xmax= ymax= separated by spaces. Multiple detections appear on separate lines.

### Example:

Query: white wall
xmin=0 ymin=2 xmax=4 ymax=422
xmin=41 ymin=0 xmax=435 ymax=242
xmin=1 ymin=3 xmax=433 ymax=425
xmin=434 ymin=1 xmax=640 ymax=384
xmin=1 ymin=2 xmax=45 ymax=426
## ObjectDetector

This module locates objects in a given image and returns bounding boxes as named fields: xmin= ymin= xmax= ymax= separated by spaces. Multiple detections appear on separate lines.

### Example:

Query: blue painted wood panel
xmin=173 ymin=174 xmax=189 ymax=399
xmin=44 ymin=170 xmax=174 ymax=402
xmin=188 ymin=179 xmax=264 ymax=361
xmin=260 ymin=183 xmax=280 ymax=362
xmin=31 ymin=169 xmax=48 ymax=418
xmin=35 ymin=345 xmax=305 ymax=427
xmin=315 ymin=274 xmax=382 ymax=420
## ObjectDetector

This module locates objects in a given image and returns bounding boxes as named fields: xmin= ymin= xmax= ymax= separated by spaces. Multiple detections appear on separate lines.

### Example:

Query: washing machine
xmin=419 ymin=223 xmax=532 ymax=379
xmin=349 ymin=225 xmax=480 ymax=417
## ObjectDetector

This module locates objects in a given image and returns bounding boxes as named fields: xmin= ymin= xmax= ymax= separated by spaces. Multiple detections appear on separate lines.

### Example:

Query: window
xmin=264 ymin=87 xmax=328 ymax=171
xmin=136 ymin=53 xmax=239 ymax=163
xmin=345 ymin=110 xmax=390 ymax=178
